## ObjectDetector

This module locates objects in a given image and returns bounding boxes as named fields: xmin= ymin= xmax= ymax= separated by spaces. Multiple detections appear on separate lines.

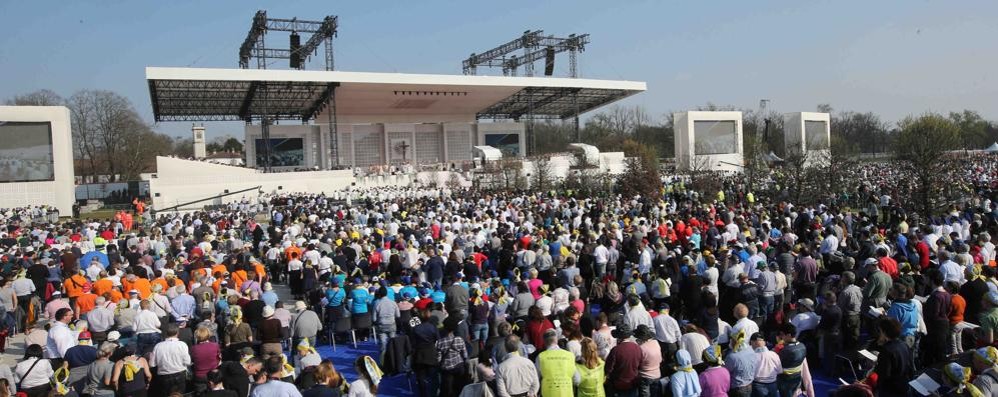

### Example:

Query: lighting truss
xmin=476 ymin=87 xmax=630 ymax=120
xmin=463 ymin=31 xmax=589 ymax=77
xmin=148 ymin=79 xmax=337 ymax=122
xmin=238 ymin=10 xmax=338 ymax=70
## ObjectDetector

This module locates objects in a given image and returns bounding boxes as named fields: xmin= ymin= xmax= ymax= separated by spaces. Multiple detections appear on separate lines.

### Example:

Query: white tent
xmin=985 ymin=142 xmax=998 ymax=153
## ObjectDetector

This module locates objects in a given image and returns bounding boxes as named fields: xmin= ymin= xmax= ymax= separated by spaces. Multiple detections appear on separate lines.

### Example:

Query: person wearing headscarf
xmin=699 ymin=344 xmax=731 ymax=397
xmin=972 ymin=346 xmax=998 ymax=396
xmin=625 ymin=293 xmax=653 ymax=332
xmin=725 ymin=328 xmax=759 ymax=397
xmin=347 ymin=356 xmax=382 ymax=397
xmin=671 ymin=350 xmax=702 ymax=397
xmin=942 ymin=362 xmax=985 ymax=397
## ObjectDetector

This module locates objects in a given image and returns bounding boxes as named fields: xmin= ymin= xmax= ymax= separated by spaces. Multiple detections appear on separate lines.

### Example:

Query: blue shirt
xmin=262 ymin=291 xmax=279 ymax=308
xmin=326 ymin=288 xmax=345 ymax=307
xmin=724 ymin=347 xmax=760 ymax=388
xmin=350 ymin=287 xmax=372 ymax=314
xmin=251 ymin=379 xmax=302 ymax=397
xmin=171 ymin=293 xmax=197 ymax=320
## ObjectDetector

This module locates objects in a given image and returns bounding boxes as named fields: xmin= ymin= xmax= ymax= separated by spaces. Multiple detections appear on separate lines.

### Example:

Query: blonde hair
xmin=581 ymin=338 xmax=600 ymax=369
xmin=195 ymin=326 xmax=212 ymax=343
xmin=314 ymin=361 xmax=342 ymax=387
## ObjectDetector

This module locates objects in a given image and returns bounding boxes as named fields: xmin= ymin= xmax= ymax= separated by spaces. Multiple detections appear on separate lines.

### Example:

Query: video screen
xmin=484 ymin=133 xmax=520 ymax=157
xmin=255 ymin=138 xmax=304 ymax=167
xmin=804 ymin=120 xmax=829 ymax=150
xmin=0 ymin=122 xmax=55 ymax=182
xmin=693 ymin=120 xmax=737 ymax=155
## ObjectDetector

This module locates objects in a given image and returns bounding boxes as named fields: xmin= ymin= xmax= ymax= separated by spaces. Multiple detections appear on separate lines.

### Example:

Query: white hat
xmin=294 ymin=301 xmax=307 ymax=312
xmin=106 ymin=330 xmax=121 ymax=342
xmin=262 ymin=306 xmax=275 ymax=318
xmin=263 ymin=282 xmax=273 ymax=291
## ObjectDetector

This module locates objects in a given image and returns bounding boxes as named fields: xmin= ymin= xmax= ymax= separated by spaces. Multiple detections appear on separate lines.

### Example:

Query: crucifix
xmin=396 ymin=141 xmax=411 ymax=163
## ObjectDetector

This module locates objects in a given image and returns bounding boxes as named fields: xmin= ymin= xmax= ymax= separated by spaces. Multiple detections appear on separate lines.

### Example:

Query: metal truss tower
xmin=237 ymin=10 xmax=341 ymax=170
xmin=463 ymin=31 xmax=590 ymax=153
xmin=238 ymin=10 xmax=338 ymax=70
xmin=462 ymin=31 xmax=589 ymax=78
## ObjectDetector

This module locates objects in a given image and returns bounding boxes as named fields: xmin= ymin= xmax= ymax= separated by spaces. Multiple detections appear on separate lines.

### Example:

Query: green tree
xmin=893 ymin=113 xmax=962 ymax=217
xmin=949 ymin=110 xmax=992 ymax=150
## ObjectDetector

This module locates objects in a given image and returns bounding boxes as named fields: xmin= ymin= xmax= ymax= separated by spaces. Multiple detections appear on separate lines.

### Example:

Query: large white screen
xmin=0 ymin=121 xmax=54 ymax=182
xmin=804 ymin=120 xmax=828 ymax=150
xmin=694 ymin=120 xmax=737 ymax=155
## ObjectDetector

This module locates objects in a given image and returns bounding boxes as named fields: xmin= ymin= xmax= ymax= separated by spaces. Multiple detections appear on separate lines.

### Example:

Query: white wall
xmin=0 ymin=106 xmax=75 ymax=215
xmin=783 ymin=112 xmax=831 ymax=164
xmin=149 ymin=157 xmax=353 ymax=211
xmin=673 ymin=111 xmax=744 ymax=172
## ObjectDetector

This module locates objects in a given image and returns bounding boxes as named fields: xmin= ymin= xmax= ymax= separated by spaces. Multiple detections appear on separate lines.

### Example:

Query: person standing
xmin=670 ymin=350 xmax=702 ymax=397
xmin=372 ymin=287 xmax=399 ymax=355
xmin=44 ymin=308 xmax=74 ymax=364
xmin=495 ymin=335 xmax=539 ymax=397
xmin=699 ymin=345 xmax=731 ymax=397
xmin=537 ymin=328 xmax=577 ymax=397
xmin=151 ymin=323 xmax=191 ymax=397
xmin=605 ymin=323 xmax=643 ymax=397
xmin=634 ymin=325 xmax=663 ymax=397
xmin=291 ymin=301 xmax=322 ymax=356
xmin=575 ymin=338 xmax=606 ymax=397
xmin=750 ymin=333 xmax=781 ymax=397
xmin=923 ymin=268 xmax=952 ymax=366
xmin=837 ymin=272 xmax=863 ymax=350
xmin=725 ymin=330 xmax=759 ymax=397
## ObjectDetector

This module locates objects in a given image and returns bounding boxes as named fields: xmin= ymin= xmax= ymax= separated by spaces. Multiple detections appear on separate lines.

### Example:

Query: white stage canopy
xmin=146 ymin=67 xmax=646 ymax=123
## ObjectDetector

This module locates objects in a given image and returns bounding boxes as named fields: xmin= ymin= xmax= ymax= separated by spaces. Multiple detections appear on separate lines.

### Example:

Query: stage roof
xmin=146 ymin=67 xmax=646 ymax=122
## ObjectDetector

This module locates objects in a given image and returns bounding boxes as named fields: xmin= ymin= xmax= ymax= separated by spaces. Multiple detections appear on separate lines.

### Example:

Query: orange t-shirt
xmin=152 ymin=277 xmax=185 ymax=293
xmin=950 ymin=293 xmax=966 ymax=324
xmin=64 ymin=275 xmax=88 ymax=298
xmin=285 ymin=246 xmax=302 ymax=262
xmin=76 ymin=293 xmax=98 ymax=315
xmin=132 ymin=278 xmax=152 ymax=300
xmin=92 ymin=279 xmax=114 ymax=297
xmin=253 ymin=263 xmax=267 ymax=280
xmin=232 ymin=270 xmax=248 ymax=291
xmin=212 ymin=265 xmax=228 ymax=278
xmin=107 ymin=289 xmax=123 ymax=303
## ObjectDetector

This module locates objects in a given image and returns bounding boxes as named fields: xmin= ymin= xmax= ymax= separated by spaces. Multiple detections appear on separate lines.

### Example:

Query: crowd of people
xmin=5 ymin=153 xmax=998 ymax=397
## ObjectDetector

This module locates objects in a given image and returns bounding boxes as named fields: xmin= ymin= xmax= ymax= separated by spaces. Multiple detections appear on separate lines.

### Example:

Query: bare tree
xmin=5 ymin=89 xmax=64 ymax=106
xmin=529 ymin=155 xmax=556 ymax=193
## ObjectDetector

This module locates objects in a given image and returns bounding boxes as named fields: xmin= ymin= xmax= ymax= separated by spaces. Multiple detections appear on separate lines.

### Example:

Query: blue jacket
xmin=350 ymin=287 xmax=373 ymax=314
xmin=886 ymin=300 xmax=919 ymax=337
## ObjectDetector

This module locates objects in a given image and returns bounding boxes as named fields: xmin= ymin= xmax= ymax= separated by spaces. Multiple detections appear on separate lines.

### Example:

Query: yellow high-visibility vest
xmin=538 ymin=348 xmax=576 ymax=397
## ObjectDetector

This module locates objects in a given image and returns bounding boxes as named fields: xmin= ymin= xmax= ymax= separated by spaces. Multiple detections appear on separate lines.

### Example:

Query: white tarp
xmin=472 ymin=146 xmax=503 ymax=162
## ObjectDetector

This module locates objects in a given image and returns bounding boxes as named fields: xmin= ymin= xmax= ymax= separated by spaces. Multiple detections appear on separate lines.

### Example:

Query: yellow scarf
xmin=53 ymin=366 xmax=71 ymax=394
xmin=945 ymin=363 xmax=985 ymax=397
xmin=123 ymin=360 xmax=140 ymax=382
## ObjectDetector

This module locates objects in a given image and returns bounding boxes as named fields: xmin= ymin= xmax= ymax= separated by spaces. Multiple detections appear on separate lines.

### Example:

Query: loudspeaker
xmin=544 ymin=46 xmax=555 ymax=76
xmin=290 ymin=32 xmax=302 ymax=69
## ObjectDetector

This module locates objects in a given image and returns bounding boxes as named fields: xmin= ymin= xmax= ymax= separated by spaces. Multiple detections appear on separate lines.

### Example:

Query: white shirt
xmin=151 ymin=338 xmax=191 ymax=375
xmin=45 ymin=321 xmax=75 ymax=358
xmin=15 ymin=357 xmax=54 ymax=389
xmin=653 ymin=313 xmax=682 ymax=344
xmin=12 ymin=278 xmax=35 ymax=296
xmin=940 ymin=260 xmax=966 ymax=285
xmin=731 ymin=317 xmax=760 ymax=341
xmin=680 ymin=332 xmax=711 ymax=366
xmin=791 ymin=312 xmax=821 ymax=337
xmin=134 ymin=309 xmax=162 ymax=334
xmin=819 ymin=235 xmax=839 ymax=254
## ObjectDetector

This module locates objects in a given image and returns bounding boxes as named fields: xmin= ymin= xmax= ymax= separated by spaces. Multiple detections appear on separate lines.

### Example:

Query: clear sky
xmin=2 ymin=0 xmax=997 ymax=139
